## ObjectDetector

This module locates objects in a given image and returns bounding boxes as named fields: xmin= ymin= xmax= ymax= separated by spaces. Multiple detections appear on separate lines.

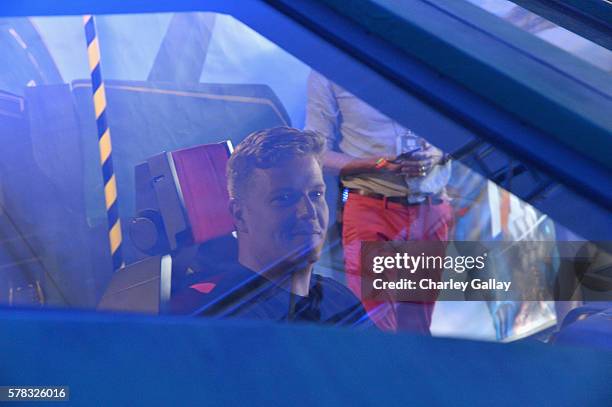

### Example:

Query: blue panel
xmin=0 ymin=310 xmax=610 ymax=406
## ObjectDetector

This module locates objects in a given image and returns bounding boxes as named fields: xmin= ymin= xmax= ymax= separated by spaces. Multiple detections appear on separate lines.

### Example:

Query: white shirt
xmin=305 ymin=70 xmax=450 ymax=199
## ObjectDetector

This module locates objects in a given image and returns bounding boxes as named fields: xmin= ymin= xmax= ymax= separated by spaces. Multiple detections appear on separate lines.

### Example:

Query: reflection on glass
xmin=0 ymin=12 xmax=608 ymax=345
xmin=466 ymin=0 xmax=612 ymax=72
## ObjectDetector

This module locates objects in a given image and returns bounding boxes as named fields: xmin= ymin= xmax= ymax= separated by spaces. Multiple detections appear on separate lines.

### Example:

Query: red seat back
xmin=170 ymin=141 xmax=234 ymax=244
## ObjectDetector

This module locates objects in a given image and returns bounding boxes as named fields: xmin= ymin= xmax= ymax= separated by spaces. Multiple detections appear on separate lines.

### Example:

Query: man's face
xmin=233 ymin=155 xmax=329 ymax=272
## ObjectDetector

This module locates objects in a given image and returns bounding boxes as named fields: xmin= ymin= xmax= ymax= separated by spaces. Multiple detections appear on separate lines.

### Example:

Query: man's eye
xmin=310 ymin=191 xmax=324 ymax=200
xmin=272 ymin=193 xmax=297 ymax=205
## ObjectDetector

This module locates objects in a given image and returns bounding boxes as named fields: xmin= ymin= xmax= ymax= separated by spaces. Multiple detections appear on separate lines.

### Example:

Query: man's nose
xmin=296 ymin=195 xmax=316 ymax=219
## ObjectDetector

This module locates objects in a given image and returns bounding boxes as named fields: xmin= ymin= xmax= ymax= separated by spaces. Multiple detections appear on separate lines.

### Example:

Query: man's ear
xmin=229 ymin=198 xmax=248 ymax=233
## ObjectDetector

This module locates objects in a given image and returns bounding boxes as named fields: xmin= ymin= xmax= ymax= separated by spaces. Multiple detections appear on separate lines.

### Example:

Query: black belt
xmin=346 ymin=188 xmax=443 ymax=206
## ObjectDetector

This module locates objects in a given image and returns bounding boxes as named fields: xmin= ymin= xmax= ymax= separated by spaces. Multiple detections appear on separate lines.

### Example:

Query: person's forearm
xmin=323 ymin=151 xmax=381 ymax=176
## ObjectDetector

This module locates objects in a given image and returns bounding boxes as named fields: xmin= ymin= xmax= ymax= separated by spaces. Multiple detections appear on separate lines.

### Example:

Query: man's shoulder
xmin=169 ymin=261 xmax=263 ymax=315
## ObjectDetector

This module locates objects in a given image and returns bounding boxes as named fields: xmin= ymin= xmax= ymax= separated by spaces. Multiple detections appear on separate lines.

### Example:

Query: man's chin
xmin=284 ymin=239 xmax=324 ymax=266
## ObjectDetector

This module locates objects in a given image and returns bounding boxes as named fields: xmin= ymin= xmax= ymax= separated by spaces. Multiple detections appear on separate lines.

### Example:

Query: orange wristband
xmin=375 ymin=157 xmax=388 ymax=170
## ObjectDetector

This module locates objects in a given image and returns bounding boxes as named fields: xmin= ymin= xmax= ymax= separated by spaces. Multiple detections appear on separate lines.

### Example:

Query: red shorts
xmin=342 ymin=193 xmax=453 ymax=333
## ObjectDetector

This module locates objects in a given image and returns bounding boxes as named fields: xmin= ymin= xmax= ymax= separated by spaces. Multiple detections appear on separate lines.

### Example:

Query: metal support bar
xmin=511 ymin=0 xmax=612 ymax=50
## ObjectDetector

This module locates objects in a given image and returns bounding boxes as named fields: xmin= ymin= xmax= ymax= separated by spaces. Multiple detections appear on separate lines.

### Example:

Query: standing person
xmin=305 ymin=70 xmax=453 ymax=333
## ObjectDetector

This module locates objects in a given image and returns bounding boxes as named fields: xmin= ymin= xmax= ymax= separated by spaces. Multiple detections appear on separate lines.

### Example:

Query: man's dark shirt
xmin=171 ymin=260 xmax=371 ymax=328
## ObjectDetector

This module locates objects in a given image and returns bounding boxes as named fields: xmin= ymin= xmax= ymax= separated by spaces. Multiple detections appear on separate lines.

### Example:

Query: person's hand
xmin=367 ymin=156 xmax=403 ymax=173
xmin=397 ymin=144 xmax=444 ymax=177
xmin=381 ymin=158 xmax=404 ymax=173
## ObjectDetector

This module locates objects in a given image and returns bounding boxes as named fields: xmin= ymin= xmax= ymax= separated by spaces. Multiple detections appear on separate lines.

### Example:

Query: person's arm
xmin=305 ymin=71 xmax=339 ymax=153
xmin=323 ymin=150 xmax=400 ymax=176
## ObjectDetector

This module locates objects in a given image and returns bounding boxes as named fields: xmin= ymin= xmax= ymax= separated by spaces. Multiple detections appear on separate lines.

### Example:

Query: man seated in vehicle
xmin=171 ymin=127 xmax=370 ymax=327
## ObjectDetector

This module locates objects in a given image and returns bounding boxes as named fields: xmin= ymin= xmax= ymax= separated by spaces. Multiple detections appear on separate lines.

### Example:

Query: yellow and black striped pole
xmin=84 ymin=15 xmax=124 ymax=271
